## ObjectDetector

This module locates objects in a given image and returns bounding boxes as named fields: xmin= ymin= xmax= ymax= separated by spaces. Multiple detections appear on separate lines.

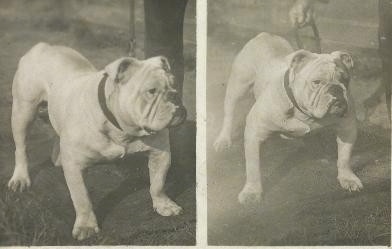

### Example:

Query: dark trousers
xmin=144 ymin=0 xmax=189 ymax=99
xmin=379 ymin=0 xmax=392 ymax=118
xmin=144 ymin=0 xmax=192 ymax=171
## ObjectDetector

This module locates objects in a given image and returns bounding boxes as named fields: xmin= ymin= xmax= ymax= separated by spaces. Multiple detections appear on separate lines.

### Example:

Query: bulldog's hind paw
xmin=8 ymin=171 xmax=31 ymax=192
xmin=214 ymin=134 xmax=232 ymax=152
xmin=154 ymin=198 xmax=183 ymax=216
xmin=238 ymin=184 xmax=262 ymax=206
xmin=338 ymin=171 xmax=363 ymax=192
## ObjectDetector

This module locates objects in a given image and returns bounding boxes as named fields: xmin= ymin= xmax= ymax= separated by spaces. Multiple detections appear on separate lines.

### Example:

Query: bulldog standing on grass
xmin=8 ymin=42 xmax=186 ymax=240
xmin=214 ymin=33 xmax=362 ymax=206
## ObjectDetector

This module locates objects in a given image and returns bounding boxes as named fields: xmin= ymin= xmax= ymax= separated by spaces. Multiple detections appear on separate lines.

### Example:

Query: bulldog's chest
xmin=98 ymin=138 xmax=151 ymax=161
xmin=279 ymin=116 xmax=338 ymax=138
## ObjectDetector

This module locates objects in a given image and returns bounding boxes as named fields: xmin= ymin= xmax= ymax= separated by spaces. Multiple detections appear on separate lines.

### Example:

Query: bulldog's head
xmin=286 ymin=50 xmax=354 ymax=119
xmin=105 ymin=56 xmax=186 ymax=133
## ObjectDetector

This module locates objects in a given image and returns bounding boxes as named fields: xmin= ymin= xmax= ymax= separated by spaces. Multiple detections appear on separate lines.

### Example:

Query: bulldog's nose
xmin=327 ymin=84 xmax=345 ymax=100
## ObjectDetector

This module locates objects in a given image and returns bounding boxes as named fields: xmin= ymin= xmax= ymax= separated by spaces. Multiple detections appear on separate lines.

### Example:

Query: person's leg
xmin=144 ymin=0 xmax=191 ymax=188
xmin=144 ymin=0 xmax=188 ymax=98
xmin=378 ymin=0 xmax=392 ymax=119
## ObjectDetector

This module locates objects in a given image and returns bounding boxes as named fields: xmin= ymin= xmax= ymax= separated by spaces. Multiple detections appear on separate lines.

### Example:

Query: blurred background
xmin=207 ymin=0 xmax=390 ymax=246
xmin=0 ymin=0 xmax=196 ymax=246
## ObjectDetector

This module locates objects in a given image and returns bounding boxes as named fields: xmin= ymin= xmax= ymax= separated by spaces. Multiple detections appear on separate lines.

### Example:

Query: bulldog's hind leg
xmin=214 ymin=58 xmax=256 ymax=152
xmin=8 ymin=67 xmax=47 ymax=191
xmin=8 ymin=98 xmax=39 ymax=191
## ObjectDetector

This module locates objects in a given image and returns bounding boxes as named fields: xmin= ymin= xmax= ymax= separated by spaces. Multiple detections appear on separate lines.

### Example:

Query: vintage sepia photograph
xmin=1 ymin=0 xmax=391 ymax=247
xmin=207 ymin=0 xmax=391 ymax=246
xmin=0 ymin=0 xmax=195 ymax=246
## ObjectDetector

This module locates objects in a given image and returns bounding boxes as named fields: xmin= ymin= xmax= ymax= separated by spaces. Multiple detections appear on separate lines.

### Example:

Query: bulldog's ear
xmin=331 ymin=51 xmax=354 ymax=84
xmin=159 ymin=56 xmax=171 ymax=72
xmin=105 ymin=57 xmax=140 ymax=83
xmin=286 ymin=49 xmax=316 ymax=74
xmin=331 ymin=51 xmax=354 ymax=71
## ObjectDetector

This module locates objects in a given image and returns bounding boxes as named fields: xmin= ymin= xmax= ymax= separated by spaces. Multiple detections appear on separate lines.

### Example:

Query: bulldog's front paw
xmin=8 ymin=168 xmax=31 ymax=192
xmin=72 ymin=212 xmax=100 ymax=240
xmin=338 ymin=170 xmax=363 ymax=192
xmin=153 ymin=197 xmax=183 ymax=216
xmin=238 ymin=184 xmax=262 ymax=206
xmin=214 ymin=132 xmax=232 ymax=152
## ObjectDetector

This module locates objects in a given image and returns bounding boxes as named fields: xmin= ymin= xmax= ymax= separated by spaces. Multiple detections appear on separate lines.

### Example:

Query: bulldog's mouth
xmin=168 ymin=105 xmax=187 ymax=127
xmin=141 ymin=104 xmax=187 ymax=134
xmin=323 ymin=84 xmax=348 ymax=118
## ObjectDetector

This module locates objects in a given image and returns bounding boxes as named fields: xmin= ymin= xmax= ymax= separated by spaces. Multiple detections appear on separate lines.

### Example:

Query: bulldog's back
xmin=14 ymin=43 xmax=100 ymax=134
xmin=17 ymin=42 xmax=97 ymax=90
xmin=244 ymin=33 xmax=293 ymax=59
xmin=233 ymin=33 xmax=294 ymax=98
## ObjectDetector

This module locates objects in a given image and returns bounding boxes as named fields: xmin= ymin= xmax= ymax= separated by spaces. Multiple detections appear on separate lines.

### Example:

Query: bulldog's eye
xmin=148 ymin=88 xmax=156 ymax=95
xmin=312 ymin=80 xmax=321 ymax=85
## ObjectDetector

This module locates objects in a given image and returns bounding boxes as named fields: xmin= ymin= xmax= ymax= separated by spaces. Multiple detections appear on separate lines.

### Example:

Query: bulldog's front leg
xmin=336 ymin=116 xmax=363 ymax=192
xmin=61 ymin=152 xmax=99 ymax=240
xmin=238 ymin=119 xmax=270 ymax=206
xmin=148 ymin=148 xmax=182 ymax=216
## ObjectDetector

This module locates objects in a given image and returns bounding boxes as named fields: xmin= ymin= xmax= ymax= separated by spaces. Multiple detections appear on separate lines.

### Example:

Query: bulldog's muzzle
xmin=167 ymin=91 xmax=187 ymax=127
xmin=327 ymin=84 xmax=348 ymax=117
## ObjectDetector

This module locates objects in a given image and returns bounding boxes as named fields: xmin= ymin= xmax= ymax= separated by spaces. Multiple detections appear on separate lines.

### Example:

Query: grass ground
xmin=0 ymin=1 xmax=196 ymax=246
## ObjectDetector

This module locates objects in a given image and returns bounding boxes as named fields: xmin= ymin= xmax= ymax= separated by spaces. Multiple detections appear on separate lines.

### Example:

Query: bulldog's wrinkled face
xmin=287 ymin=50 xmax=354 ymax=119
xmin=105 ymin=56 xmax=186 ymax=132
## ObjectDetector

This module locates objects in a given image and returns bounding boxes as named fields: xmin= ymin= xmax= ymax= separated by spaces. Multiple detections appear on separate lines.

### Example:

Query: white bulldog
xmin=214 ymin=33 xmax=362 ymax=205
xmin=8 ymin=42 xmax=187 ymax=240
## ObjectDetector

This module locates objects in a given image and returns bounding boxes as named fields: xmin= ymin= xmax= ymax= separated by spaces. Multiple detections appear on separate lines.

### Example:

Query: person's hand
xmin=289 ymin=0 xmax=315 ymax=28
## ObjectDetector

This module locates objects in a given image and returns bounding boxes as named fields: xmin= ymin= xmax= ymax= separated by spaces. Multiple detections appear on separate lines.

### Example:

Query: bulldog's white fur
xmin=8 ymin=43 xmax=186 ymax=240
xmin=214 ymin=33 xmax=362 ymax=205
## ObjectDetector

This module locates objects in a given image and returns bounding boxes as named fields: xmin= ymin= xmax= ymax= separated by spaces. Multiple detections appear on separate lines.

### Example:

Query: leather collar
xmin=283 ymin=69 xmax=309 ymax=116
xmin=98 ymin=73 xmax=123 ymax=131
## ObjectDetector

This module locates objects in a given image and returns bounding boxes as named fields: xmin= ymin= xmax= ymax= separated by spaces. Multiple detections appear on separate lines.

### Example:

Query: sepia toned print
xmin=207 ymin=0 xmax=390 ymax=246
xmin=0 ymin=0 xmax=195 ymax=245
